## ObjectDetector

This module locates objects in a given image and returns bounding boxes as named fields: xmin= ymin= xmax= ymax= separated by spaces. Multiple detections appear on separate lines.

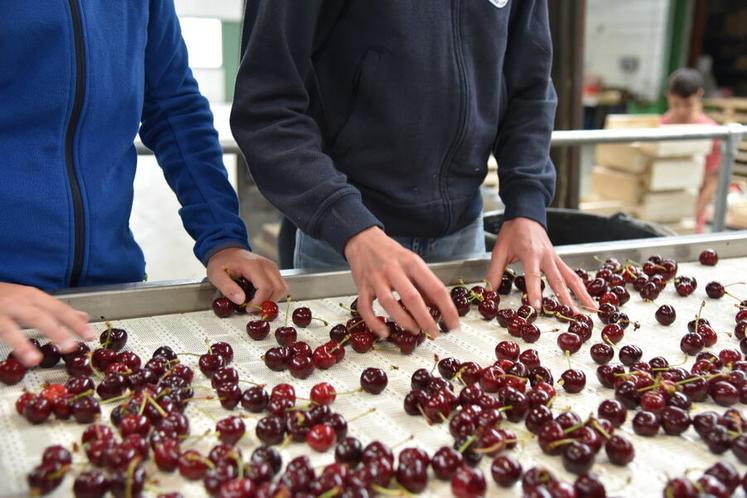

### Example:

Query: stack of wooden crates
xmin=590 ymin=114 xmax=712 ymax=232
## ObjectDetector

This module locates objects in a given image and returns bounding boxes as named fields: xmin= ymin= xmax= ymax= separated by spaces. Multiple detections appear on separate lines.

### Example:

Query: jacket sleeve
xmin=230 ymin=1 xmax=383 ymax=256
xmin=493 ymin=0 xmax=557 ymax=228
xmin=139 ymin=0 xmax=250 ymax=265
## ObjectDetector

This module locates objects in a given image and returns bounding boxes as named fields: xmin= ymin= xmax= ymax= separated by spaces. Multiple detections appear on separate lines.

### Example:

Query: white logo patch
xmin=487 ymin=0 xmax=509 ymax=8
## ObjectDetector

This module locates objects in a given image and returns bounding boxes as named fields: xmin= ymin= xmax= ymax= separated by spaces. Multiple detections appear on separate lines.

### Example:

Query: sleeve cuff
xmin=500 ymin=185 xmax=549 ymax=229
xmin=313 ymin=193 xmax=384 ymax=256
xmin=199 ymin=239 xmax=252 ymax=266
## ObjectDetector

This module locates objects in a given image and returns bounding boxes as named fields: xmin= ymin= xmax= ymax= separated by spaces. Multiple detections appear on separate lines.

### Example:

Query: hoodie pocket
xmin=328 ymin=49 xmax=381 ymax=158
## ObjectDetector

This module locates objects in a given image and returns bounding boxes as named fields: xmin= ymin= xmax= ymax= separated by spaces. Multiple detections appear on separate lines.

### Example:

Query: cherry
xmin=491 ymin=455 xmax=522 ymax=487
xmin=557 ymin=332 xmax=582 ymax=354
xmin=680 ymin=333 xmax=704 ymax=356
xmin=659 ymin=406 xmax=690 ymax=435
xmin=605 ymin=435 xmax=634 ymax=465
xmin=306 ymin=424 xmax=336 ymax=452
xmin=41 ymin=445 xmax=72 ymax=467
xmin=654 ymin=304 xmax=676 ymax=325
xmin=560 ymin=369 xmax=586 ymax=393
xmin=396 ymin=459 xmax=428 ymax=494
xmin=520 ymin=323 xmax=541 ymax=343
xmin=589 ymin=343 xmax=613 ymax=365
xmin=257 ymin=301 xmax=279 ymax=321
xmin=209 ymin=342 xmax=233 ymax=364
xmin=451 ymin=466 xmax=486 ymax=498
xmin=360 ymin=367 xmax=387 ymax=394
xmin=73 ymin=470 xmax=109 ymax=498
xmin=216 ymin=416 xmax=245 ymax=446
xmin=675 ymin=276 xmax=697 ymax=296
xmin=310 ymin=382 xmax=337 ymax=406
xmin=429 ymin=447 xmax=463 ymax=481
xmin=0 ymin=357 xmax=26 ymax=385
xmin=211 ymin=367 xmax=239 ymax=388
xmin=27 ymin=462 xmax=65 ymax=495
xmin=152 ymin=438 xmax=180 ymax=472
xmin=632 ymin=411 xmax=661 ymax=437
xmin=38 ymin=342 xmax=61 ymax=368
xmin=706 ymin=281 xmax=726 ymax=299
xmin=274 ymin=326 xmax=297 ymax=347
xmin=255 ymin=415 xmax=285 ymax=445
xmin=710 ymin=381 xmax=739 ymax=406
xmin=290 ymin=307 xmax=311 ymax=328
xmin=247 ymin=320 xmax=271 ymax=340
xmin=264 ymin=346 xmax=291 ymax=371
xmin=333 ymin=436 xmax=362 ymax=467
xmin=312 ymin=344 xmax=337 ymax=369
xmin=618 ymin=344 xmax=642 ymax=366
xmin=597 ymin=399 xmax=626 ymax=427
xmin=177 ymin=449 xmax=210 ymax=480
xmin=288 ymin=354 xmax=314 ymax=379
xmin=562 ymin=442 xmax=595 ymax=475
xmin=494 ymin=341 xmax=520 ymax=362
xmin=700 ymin=248 xmax=719 ymax=266
xmin=100 ymin=327 xmax=127 ymax=351
xmin=350 ymin=331 xmax=374 ymax=353
xmin=213 ymin=297 xmax=234 ymax=318
xmin=198 ymin=353 xmax=225 ymax=378
xmin=473 ymin=298 xmax=495 ymax=320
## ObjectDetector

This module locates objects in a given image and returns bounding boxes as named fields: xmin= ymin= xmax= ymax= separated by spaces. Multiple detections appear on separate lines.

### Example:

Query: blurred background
xmin=133 ymin=0 xmax=747 ymax=281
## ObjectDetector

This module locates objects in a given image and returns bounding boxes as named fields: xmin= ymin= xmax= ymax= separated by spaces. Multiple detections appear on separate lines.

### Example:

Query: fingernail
xmin=82 ymin=325 xmax=96 ymax=340
xmin=23 ymin=350 xmax=41 ymax=366
xmin=230 ymin=291 xmax=244 ymax=304
xmin=59 ymin=339 xmax=78 ymax=353
xmin=376 ymin=328 xmax=389 ymax=339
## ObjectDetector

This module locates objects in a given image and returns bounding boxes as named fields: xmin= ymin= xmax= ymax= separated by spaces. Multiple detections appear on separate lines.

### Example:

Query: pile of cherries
xmin=665 ymin=461 xmax=745 ymax=498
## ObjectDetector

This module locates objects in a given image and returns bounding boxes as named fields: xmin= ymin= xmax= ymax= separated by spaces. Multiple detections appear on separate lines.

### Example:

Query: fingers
xmin=356 ymin=287 xmax=388 ymax=338
xmin=0 ymin=316 xmax=42 ymax=367
xmin=522 ymin=257 xmax=544 ymax=311
xmin=558 ymin=257 xmax=597 ymax=311
xmin=388 ymin=273 xmax=437 ymax=336
xmin=208 ymin=266 xmax=246 ymax=305
xmin=34 ymin=296 xmax=93 ymax=341
xmin=485 ymin=247 xmax=508 ymax=291
xmin=409 ymin=265 xmax=458 ymax=332
xmin=375 ymin=282 xmax=419 ymax=335
xmin=543 ymin=258 xmax=575 ymax=312
xmin=8 ymin=303 xmax=79 ymax=354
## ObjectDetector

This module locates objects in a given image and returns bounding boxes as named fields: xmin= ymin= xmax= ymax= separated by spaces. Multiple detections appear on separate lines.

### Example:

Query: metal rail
xmin=136 ymin=124 xmax=747 ymax=232
xmin=53 ymin=232 xmax=747 ymax=321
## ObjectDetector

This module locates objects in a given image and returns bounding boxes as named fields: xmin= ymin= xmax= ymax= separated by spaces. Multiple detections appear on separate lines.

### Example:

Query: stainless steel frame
xmin=55 ymin=232 xmax=747 ymax=322
xmin=136 ymin=124 xmax=747 ymax=231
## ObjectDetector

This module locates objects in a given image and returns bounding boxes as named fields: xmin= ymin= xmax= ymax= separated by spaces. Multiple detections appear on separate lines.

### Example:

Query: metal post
xmin=712 ymin=123 xmax=742 ymax=232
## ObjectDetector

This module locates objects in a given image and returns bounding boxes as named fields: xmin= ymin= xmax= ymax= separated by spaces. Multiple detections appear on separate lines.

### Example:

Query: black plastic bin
xmin=483 ymin=208 xmax=676 ymax=251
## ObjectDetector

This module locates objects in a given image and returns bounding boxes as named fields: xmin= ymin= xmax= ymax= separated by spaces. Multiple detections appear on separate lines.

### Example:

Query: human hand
xmin=485 ymin=217 xmax=595 ymax=312
xmin=344 ymin=227 xmax=459 ymax=338
xmin=0 ymin=283 xmax=94 ymax=366
xmin=207 ymin=248 xmax=288 ymax=307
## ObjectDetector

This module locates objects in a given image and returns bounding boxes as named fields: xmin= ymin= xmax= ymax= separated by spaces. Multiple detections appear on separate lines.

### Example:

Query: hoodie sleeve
xmin=230 ymin=1 xmax=383 ymax=257
xmin=493 ymin=0 xmax=557 ymax=228
xmin=138 ymin=0 xmax=250 ymax=265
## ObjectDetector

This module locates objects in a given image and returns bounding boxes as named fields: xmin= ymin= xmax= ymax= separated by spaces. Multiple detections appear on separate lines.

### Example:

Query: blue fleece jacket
xmin=231 ymin=0 xmax=557 ymax=256
xmin=0 ymin=0 xmax=250 ymax=291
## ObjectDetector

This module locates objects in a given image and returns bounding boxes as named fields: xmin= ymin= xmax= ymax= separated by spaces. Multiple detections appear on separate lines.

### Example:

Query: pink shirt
xmin=660 ymin=112 xmax=721 ymax=174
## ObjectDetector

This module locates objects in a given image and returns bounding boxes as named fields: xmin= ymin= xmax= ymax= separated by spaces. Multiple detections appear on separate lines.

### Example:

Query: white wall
xmin=585 ymin=0 xmax=671 ymax=101
xmin=174 ymin=0 xmax=243 ymax=21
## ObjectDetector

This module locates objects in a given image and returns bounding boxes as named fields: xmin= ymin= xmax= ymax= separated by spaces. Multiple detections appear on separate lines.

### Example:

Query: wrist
xmin=344 ymin=226 xmax=382 ymax=261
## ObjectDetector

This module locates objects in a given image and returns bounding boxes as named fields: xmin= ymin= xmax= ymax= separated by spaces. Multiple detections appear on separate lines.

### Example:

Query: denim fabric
xmin=294 ymin=215 xmax=486 ymax=270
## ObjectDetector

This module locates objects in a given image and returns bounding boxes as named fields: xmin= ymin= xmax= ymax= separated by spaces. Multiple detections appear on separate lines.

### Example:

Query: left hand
xmin=206 ymin=247 xmax=288 ymax=306
xmin=485 ymin=217 xmax=595 ymax=313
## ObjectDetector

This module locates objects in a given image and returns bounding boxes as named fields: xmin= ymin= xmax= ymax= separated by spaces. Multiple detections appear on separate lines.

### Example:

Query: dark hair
xmin=667 ymin=68 xmax=704 ymax=98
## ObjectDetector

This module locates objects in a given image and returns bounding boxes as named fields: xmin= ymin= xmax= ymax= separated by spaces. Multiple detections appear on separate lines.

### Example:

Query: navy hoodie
xmin=231 ymin=0 xmax=557 ymax=256
xmin=0 ymin=0 xmax=250 ymax=291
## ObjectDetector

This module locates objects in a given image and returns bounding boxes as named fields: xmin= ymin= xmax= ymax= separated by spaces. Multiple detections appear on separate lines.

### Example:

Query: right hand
xmin=0 ymin=283 xmax=94 ymax=366
xmin=344 ymin=227 xmax=459 ymax=338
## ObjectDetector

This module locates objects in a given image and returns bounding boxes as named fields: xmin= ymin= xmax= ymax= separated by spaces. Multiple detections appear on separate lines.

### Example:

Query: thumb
xmin=209 ymin=268 xmax=245 ymax=304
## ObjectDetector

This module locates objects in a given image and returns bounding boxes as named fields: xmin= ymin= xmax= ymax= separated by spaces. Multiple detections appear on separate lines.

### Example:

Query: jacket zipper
xmin=65 ymin=0 xmax=86 ymax=287
xmin=437 ymin=0 xmax=470 ymax=235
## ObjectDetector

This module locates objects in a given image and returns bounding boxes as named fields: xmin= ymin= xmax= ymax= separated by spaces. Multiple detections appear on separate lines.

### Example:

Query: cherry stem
xmin=345 ymin=408 xmax=376 ymax=425
xmin=589 ymin=417 xmax=612 ymax=439
xmin=100 ymin=391 xmax=133 ymax=405
xmin=547 ymin=437 xmax=576 ymax=450
xmin=125 ymin=457 xmax=143 ymax=498
xmin=416 ymin=404 xmax=432 ymax=425
xmin=284 ymin=295 xmax=292 ymax=327
xmin=563 ymin=422 xmax=586 ymax=434
xmin=390 ymin=434 xmax=415 ymax=450
xmin=318 ymin=487 xmax=343 ymax=498
xmin=457 ymin=435 xmax=477 ymax=454
xmin=147 ymin=395 xmax=168 ymax=417
xmin=312 ymin=316 xmax=329 ymax=326
xmin=138 ymin=393 xmax=149 ymax=416
xmin=371 ymin=484 xmax=408 ymax=497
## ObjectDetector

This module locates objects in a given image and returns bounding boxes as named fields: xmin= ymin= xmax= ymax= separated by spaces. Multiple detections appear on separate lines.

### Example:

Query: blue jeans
xmin=294 ymin=214 xmax=486 ymax=270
